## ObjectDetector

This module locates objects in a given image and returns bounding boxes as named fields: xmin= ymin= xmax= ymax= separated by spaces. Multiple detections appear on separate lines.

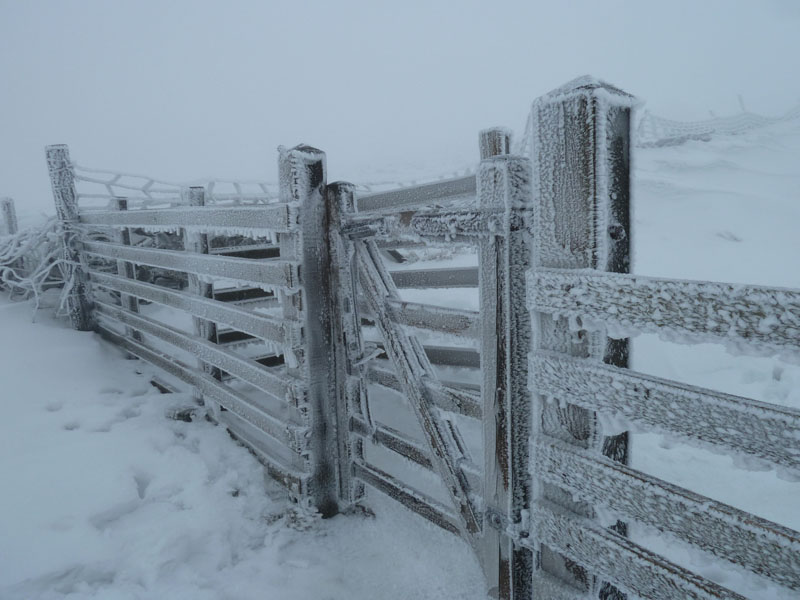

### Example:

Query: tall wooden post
xmin=278 ymin=145 xmax=339 ymax=517
xmin=529 ymin=77 xmax=633 ymax=598
xmin=478 ymin=127 xmax=535 ymax=599
xmin=112 ymin=197 xmax=142 ymax=352
xmin=182 ymin=187 xmax=221 ymax=406
xmin=1 ymin=198 xmax=18 ymax=236
xmin=326 ymin=181 xmax=367 ymax=507
xmin=46 ymin=144 xmax=93 ymax=331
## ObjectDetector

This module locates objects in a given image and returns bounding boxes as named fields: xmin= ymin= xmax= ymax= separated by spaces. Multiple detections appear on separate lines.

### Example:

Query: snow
xmin=0 ymin=297 xmax=487 ymax=600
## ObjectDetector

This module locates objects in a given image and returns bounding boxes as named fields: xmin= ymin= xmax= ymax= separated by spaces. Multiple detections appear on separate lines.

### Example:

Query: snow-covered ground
xmin=1 ymin=116 xmax=799 ymax=599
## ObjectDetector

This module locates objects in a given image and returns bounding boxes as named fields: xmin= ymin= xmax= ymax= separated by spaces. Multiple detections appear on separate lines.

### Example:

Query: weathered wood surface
xmin=390 ymin=266 xmax=479 ymax=289
xmin=357 ymin=174 xmax=476 ymax=213
xmin=528 ymin=501 xmax=748 ymax=600
xmin=83 ymin=241 xmax=300 ymax=290
xmin=278 ymin=145 xmax=339 ymax=516
xmin=79 ymin=203 xmax=294 ymax=232
xmin=95 ymin=324 xmax=307 ymax=455
xmin=357 ymin=240 xmax=482 ymax=544
xmin=529 ymin=268 xmax=800 ymax=358
xmin=529 ymin=77 xmax=633 ymax=598
xmin=343 ymin=208 xmax=513 ymax=241
xmin=478 ymin=142 xmax=534 ymax=598
xmin=532 ymin=351 xmax=800 ymax=471
xmin=46 ymin=144 xmax=93 ymax=330
xmin=535 ymin=436 xmax=800 ymax=590
xmin=352 ymin=461 xmax=460 ymax=535
xmin=359 ymin=297 xmax=480 ymax=339
xmin=93 ymin=300 xmax=289 ymax=403
xmin=89 ymin=270 xmax=288 ymax=344
xmin=365 ymin=364 xmax=482 ymax=419
xmin=111 ymin=198 xmax=142 ymax=348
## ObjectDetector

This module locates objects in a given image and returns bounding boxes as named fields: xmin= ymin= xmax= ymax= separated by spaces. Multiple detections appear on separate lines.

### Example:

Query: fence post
xmin=326 ymin=181 xmax=367 ymax=508
xmin=46 ymin=144 xmax=93 ymax=331
xmin=278 ymin=144 xmax=339 ymax=517
xmin=182 ymin=186 xmax=222 ymax=407
xmin=529 ymin=77 xmax=633 ymax=598
xmin=112 ymin=197 xmax=142 ymax=353
xmin=1 ymin=198 xmax=18 ymax=236
xmin=478 ymin=127 xmax=534 ymax=599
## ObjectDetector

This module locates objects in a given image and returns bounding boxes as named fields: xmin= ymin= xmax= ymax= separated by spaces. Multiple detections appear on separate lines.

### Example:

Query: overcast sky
xmin=2 ymin=0 xmax=799 ymax=216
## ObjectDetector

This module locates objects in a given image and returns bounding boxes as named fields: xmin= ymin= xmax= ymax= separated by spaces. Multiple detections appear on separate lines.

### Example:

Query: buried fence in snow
xmin=41 ymin=77 xmax=800 ymax=600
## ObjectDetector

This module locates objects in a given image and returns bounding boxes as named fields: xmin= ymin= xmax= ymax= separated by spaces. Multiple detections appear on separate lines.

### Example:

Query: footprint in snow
xmin=63 ymin=421 xmax=80 ymax=431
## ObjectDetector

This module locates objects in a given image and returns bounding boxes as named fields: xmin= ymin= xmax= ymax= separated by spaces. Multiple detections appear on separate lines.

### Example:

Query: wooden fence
xmin=46 ymin=76 xmax=799 ymax=600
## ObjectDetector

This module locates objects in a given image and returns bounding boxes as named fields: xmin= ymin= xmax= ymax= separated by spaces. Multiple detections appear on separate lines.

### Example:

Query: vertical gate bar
xmin=112 ymin=197 xmax=143 ymax=352
xmin=478 ymin=128 xmax=535 ymax=599
xmin=529 ymin=77 xmax=634 ymax=598
xmin=46 ymin=144 xmax=93 ymax=331
xmin=182 ymin=186 xmax=221 ymax=407
xmin=277 ymin=144 xmax=339 ymax=516
xmin=326 ymin=181 xmax=367 ymax=507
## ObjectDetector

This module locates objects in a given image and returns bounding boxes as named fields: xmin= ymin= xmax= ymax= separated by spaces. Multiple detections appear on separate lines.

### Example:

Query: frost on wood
xmin=533 ymin=437 xmax=800 ymax=590
xmin=531 ymin=351 xmax=800 ymax=473
xmin=529 ymin=501 xmax=748 ymax=600
xmin=79 ymin=204 xmax=296 ymax=234
xmin=529 ymin=269 xmax=800 ymax=359
xmin=83 ymin=241 xmax=300 ymax=291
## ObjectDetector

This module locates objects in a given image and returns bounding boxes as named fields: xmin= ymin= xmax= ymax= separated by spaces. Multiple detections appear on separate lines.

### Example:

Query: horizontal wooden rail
xmin=360 ymin=298 xmax=480 ymax=339
xmin=356 ymin=174 xmax=476 ymax=213
xmin=352 ymin=461 xmax=460 ymax=535
xmin=79 ymin=204 xmax=294 ymax=232
xmin=216 ymin=410 xmax=308 ymax=492
xmin=531 ymin=351 xmax=800 ymax=471
xmin=366 ymin=364 xmax=482 ymax=418
xmin=343 ymin=208 xmax=511 ymax=241
xmin=368 ymin=341 xmax=481 ymax=369
xmin=527 ymin=501 xmax=748 ymax=600
xmin=350 ymin=416 xmax=482 ymax=493
xmin=89 ymin=271 xmax=289 ymax=344
xmin=534 ymin=436 xmax=800 ymax=590
xmin=96 ymin=325 xmax=307 ymax=454
xmin=390 ymin=266 xmax=479 ymax=288
xmin=529 ymin=268 xmax=800 ymax=357
xmin=93 ymin=300 xmax=290 ymax=405
xmin=84 ymin=241 xmax=300 ymax=290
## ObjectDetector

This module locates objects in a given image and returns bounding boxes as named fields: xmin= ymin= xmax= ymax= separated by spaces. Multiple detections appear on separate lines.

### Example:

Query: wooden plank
xmin=88 ymin=270 xmax=287 ymax=344
xmin=365 ymin=364 xmax=482 ymax=419
xmin=535 ymin=436 xmax=800 ymax=590
xmin=79 ymin=203 xmax=294 ymax=232
xmin=357 ymin=240 xmax=482 ymax=543
xmin=529 ymin=268 xmax=800 ymax=358
xmin=352 ymin=461 xmax=460 ymax=535
xmin=46 ymin=144 xmax=93 ymax=330
xmin=343 ymin=208 xmax=509 ymax=241
xmin=111 ymin=197 xmax=142 ymax=349
xmin=93 ymin=300 xmax=289 ymax=403
xmin=390 ymin=266 xmax=478 ymax=289
xmin=383 ymin=298 xmax=480 ymax=339
xmin=531 ymin=351 xmax=800 ymax=471
xmin=477 ymin=132 xmax=534 ymax=599
xmin=83 ymin=241 xmax=300 ymax=290
xmin=95 ymin=324 xmax=306 ymax=453
xmin=527 ymin=501 xmax=748 ymax=600
xmin=213 ymin=287 xmax=276 ymax=304
xmin=356 ymin=174 xmax=476 ymax=213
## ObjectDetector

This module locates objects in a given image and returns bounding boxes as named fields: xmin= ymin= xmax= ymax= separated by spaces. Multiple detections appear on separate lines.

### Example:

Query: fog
xmin=1 ymin=0 xmax=798 ymax=216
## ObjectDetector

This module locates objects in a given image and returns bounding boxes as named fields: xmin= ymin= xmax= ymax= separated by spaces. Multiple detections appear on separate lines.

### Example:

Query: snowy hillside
xmin=1 ymin=116 xmax=799 ymax=599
